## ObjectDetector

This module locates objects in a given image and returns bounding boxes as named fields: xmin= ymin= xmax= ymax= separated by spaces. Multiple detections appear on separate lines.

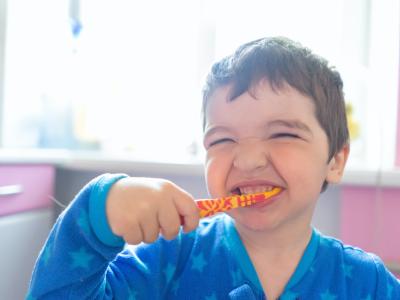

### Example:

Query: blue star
xmin=77 ymin=210 xmax=91 ymax=235
xmin=128 ymin=290 xmax=138 ymax=300
xmin=231 ymin=268 xmax=242 ymax=286
xmin=69 ymin=247 xmax=94 ymax=270
xmin=309 ymin=263 xmax=315 ymax=273
xmin=320 ymin=289 xmax=337 ymax=300
xmin=281 ymin=290 xmax=300 ymax=300
xmin=205 ymin=292 xmax=218 ymax=300
xmin=361 ymin=294 xmax=372 ymax=300
xmin=170 ymin=280 xmax=179 ymax=294
xmin=221 ymin=236 xmax=230 ymax=250
xmin=387 ymin=282 xmax=393 ymax=298
xmin=342 ymin=264 xmax=353 ymax=278
xmin=191 ymin=252 xmax=207 ymax=272
xmin=164 ymin=263 xmax=175 ymax=282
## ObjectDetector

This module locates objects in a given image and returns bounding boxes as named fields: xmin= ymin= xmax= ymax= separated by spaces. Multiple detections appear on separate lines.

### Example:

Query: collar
xmin=223 ymin=215 xmax=320 ymax=294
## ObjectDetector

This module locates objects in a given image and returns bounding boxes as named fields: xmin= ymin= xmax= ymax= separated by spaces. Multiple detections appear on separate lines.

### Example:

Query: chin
xmin=230 ymin=212 xmax=279 ymax=232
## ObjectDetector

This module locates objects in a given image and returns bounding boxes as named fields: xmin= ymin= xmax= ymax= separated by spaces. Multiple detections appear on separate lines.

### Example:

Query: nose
xmin=233 ymin=140 xmax=268 ymax=173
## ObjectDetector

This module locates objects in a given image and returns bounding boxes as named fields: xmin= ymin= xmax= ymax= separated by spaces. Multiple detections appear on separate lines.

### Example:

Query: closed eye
xmin=208 ymin=138 xmax=234 ymax=147
xmin=271 ymin=133 xmax=300 ymax=139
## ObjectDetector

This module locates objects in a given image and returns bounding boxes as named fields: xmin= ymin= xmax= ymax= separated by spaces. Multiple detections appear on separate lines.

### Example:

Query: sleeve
xmin=26 ymin=173 xmax=132 ymax=299
xmin=27 ymin=173 xmax=196 ymax=300
xmin=371 ymin=254 xmax=400 ymax=300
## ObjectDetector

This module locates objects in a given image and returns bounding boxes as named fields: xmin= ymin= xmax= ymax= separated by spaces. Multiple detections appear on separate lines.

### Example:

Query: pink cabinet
xmin=340 ymin=186 xmax=400 ymax=278
xmin=0 ymin=165 xmax=54 ymax=216
xmin=0 ymin=164 xmax=55 ymax=300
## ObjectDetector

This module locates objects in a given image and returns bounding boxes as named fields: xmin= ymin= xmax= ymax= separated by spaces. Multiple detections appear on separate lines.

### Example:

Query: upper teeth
xmin=239 ymin=185 xmax=274 ymax=195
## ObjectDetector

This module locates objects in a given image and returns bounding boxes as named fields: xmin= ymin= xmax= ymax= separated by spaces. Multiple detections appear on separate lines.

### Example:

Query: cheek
xmin=205 ymin=151 xmax=232 ymax=197
xmin=271 ymin=146 xmax=328 ymax=185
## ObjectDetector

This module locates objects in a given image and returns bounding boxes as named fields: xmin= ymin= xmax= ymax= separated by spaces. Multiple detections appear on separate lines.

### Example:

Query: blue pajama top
xmin=27 ymin=174 xmax=400 ymax=299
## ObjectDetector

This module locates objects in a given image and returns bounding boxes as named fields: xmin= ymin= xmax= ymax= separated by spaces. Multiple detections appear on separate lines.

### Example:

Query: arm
xmin=27 ymin=174 xmax=126 ymax=299
xmin=27 ymin=174 xmax=200 ymax=299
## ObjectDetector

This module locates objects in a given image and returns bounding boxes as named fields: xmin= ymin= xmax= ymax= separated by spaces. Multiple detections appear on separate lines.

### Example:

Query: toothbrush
xmin=196 ymin=187 xmax=281 ymax=218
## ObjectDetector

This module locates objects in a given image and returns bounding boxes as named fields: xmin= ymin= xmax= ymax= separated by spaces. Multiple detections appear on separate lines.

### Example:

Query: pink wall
xmin=396 ymin=64 xmax=400 ymax=166
xmin=340 ymin=186 xmax=400 ymax=264
xmin=397 ymin=42 xmax=400 ymax=167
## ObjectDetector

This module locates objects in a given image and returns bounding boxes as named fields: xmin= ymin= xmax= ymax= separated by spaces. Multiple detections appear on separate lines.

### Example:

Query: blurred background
xmin=0 ymin=0 xmax=399 ymax=299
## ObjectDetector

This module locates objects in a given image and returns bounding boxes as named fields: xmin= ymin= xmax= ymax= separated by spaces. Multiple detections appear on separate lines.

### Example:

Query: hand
xmin=106 ymin=177 xmax=200 ymax=245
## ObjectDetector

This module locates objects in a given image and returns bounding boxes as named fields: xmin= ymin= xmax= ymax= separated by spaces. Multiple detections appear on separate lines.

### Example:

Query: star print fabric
xmin=27 ymin=174 xmax=400 ymax=299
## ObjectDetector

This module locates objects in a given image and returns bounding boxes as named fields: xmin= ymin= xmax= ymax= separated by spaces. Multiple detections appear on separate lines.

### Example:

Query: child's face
xmin=203 ymin=80 xmax=348 ymax=232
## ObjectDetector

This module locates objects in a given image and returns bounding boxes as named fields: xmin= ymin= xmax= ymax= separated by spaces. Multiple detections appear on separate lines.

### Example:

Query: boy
xmin=28 ymin=37 xmax=400 ymax=299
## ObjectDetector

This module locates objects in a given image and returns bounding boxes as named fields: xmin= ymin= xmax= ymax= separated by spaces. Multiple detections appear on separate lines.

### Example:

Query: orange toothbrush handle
xmin=196 ymin=188 xmax=281 ymax=218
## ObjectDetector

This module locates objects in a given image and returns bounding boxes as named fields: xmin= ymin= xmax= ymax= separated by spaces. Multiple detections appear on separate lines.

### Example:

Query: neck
xmin=235 ymin=219 xmax=313 ymax=259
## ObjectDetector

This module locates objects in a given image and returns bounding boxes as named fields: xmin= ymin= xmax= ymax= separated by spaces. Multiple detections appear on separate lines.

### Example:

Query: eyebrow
xmin=203 ymin=126 xmax=230 ymax=139
xmin=267 ymin=119 xmax=313 ymax=133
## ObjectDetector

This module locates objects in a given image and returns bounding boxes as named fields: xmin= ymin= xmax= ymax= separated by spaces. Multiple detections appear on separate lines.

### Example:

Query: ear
xmin=326 ymin=144 xmax=350 ymax=184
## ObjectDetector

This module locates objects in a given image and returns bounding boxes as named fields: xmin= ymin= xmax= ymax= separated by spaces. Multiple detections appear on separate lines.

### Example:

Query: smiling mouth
xmin=231 ymin=185 xmax=277 ymax=196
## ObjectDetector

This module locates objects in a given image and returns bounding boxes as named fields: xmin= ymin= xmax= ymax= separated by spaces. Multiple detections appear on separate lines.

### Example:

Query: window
xmin=2 ymin=0 xmax=204 ymax=163
xmin=1 ymin=0 xmax=399 ymax=168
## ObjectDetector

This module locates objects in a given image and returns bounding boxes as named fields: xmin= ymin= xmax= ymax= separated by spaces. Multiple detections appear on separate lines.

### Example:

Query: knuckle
xmin=143 ymin=229 xmax=159 ymax=243
xmin=188 ymin=203 xmax=199 ymax=215
xmin=143 ymin=234 xmax=158 ymax=244
xmin=124 ymin=235 xmax=142 ymax=245
xmin=111 ymin=218 xmax=130 ymax=236
xmin=136 ymin=200 xmax=154 ymax=215
xmin=160 ymin=180 xmax=175 ymax=192
xmin=185 ymin=219 xmax=199 ymax=233
xmin=162 ymin=226 xmax=180 ymax=240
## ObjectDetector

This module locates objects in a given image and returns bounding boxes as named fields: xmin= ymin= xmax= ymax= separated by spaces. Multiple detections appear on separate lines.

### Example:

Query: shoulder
xmin=318 ymin=233 xmax=382 ymax=271
xmin=317 ymin=232 xmax=400 ymax=298
xmin=318 ymin=233 xmax=383 ymax=275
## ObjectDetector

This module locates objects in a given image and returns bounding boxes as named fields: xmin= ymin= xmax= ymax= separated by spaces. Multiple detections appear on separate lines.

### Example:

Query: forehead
xmin=204 ymin=81 xmax=318 ymax=129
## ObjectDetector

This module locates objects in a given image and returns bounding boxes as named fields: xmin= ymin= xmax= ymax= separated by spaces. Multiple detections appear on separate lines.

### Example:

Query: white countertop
xmin=0 ymin=149 xmax=205 ymax=176
xmin=1 ymin=149 xmax=400 ymax=187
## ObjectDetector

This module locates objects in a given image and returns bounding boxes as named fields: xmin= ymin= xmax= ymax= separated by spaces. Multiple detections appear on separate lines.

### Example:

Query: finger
xmin=158 ymin=201 xmax=181 ymax=240
xmin=181 ymin=210 xmax=200 ymax=233
xmin=139 ymin=214 xmax=161 ymax=244
xmin=123 ymin=220 xmax=144 ymax=245
xmin=172 ymin=192 xmax=200 ymax=233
